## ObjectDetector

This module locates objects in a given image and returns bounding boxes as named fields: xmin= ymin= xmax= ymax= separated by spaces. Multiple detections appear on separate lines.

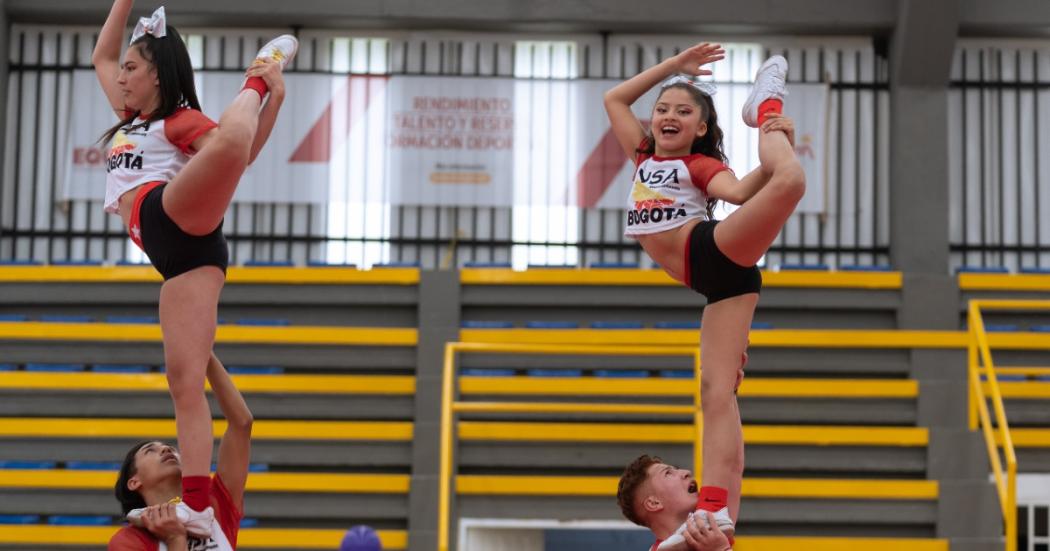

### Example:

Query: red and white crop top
xmin=104 ymin=107 xmax=217 ymax=214
xmin=623 ymin=144 xmax=731 ymax=236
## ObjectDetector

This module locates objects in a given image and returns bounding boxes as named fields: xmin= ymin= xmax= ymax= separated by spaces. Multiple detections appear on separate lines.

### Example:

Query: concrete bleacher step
xmin=0 ymin=525 xmax=407 ymax=550
xmin=996 ymin=428 xmax=1050 ymax=472
xmin=0 ymin=371 xmax=415 ymax=393
xmin=1 ymin=468 xmax=411 ymax=527
xmin=980 ymin=380 xmax=1050 ymax=426
xmin=457 ymin=421 xmax=928 ymax=446
xmin=456 ymin=422 xmax=929 ymax=477
xmin=458 ymin=376 xmax=917 ymax=398
xmin=11 ymin=418 xmax=909 ymax=449
xmin=0 ymin=371 xmax=416 ymax=419
xmin=0 ymin=417 xmax=413 ymax=441
xmin=459 ymin=270 xmax=905 ymax=328
xmin=0 ymin=526 xmax=949 ymax=551
xmin=956 ymin=266 xmax=1010 ymax=274
xmin=456 ymin=474 xmax=937 ymax=499
xmin=457 ymin=376 xmax=919 ymax=424
xmin=458 ymin=347 xmax=914 ymax=377
xmin=454 ymin=475 xmax=940 ymax=537
xmin=0 ymin=265 xmax=974 ymax=547
xmin=454 ymin=328 xmax=993 ymax=379
xmin=0 ymin=371 xmax=920 ymax=424
xmin=24 ymin=363 xmax=85 ymax=372
xmin=0 ymin=314 xmax=28 ymax=322
xmin=0 ymin=515 xmax=40 ymax=524
xmin=45 ymin=516 xmax=111 ymax=526
xmin=0 ymin=461 xmax=56 ymax=469
xmin=63 ymin=461 xmax=122 ymax=471
xmin=103 ymin=315 xmax=158 ymax=324
xmin=0 ymin=418 xmax=937 ymax=488
xmin=0 ymin=417 xmax=414 ymax=471
xmin=39 ymin=315 xmax=94 ymax=323
xmin=88 ymin=364 xmax=152 ymax=373
xmin=1 ymin=468 xmax=937 ymax=538
xmin=2 ymin=468 xmax=409 ymax=493
xmin=0 ymin=320 xmax=419 ymax=348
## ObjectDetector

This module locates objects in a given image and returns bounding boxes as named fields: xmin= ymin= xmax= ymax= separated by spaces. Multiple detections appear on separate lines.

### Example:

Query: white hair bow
xmin=130 ymin=6 xmax=167 ymax=44
xmin=662 ymin=74 xmax=717 ymax=96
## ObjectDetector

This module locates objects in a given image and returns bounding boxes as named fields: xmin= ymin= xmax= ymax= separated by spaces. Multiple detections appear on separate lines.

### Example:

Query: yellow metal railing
xmin=966 ymin=299 xmax=1050 ymax=551
xmin=438 ymin=342 xmax=701 ymax=551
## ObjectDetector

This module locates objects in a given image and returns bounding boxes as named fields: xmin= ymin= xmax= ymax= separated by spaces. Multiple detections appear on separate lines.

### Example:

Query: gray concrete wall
xmin=409 ymin=271 xmax=461 ymax=551
xmin=0 ymin=0 xmax=7 ymax=250
xmin=5 ymin=0 xmax=1050 ymax=36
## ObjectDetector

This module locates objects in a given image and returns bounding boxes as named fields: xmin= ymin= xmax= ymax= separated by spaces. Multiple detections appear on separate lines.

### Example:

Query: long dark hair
xmin=637 ymin=82 xmax=727 ymax=217
xmin=100 ymin=25 xmax=202 ymax=144
xmin=115 ymin=440 xmax=151 ymax=515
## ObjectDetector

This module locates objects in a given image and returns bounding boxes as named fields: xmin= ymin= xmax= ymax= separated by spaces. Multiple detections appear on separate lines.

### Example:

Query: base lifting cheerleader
xmin=110 ymin=355 xmax=252 ymax=550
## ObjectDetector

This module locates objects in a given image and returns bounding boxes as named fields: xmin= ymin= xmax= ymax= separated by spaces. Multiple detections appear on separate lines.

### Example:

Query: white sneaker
xmin=656 ymin=508 xmax=735 ymax=551
xmin=127 ymin=501 xmax=214 ymax=539
xmin=253 ymin=34 xmax=299 ymax=70
xmin=741 ymin=55 xmax=788 ymax=128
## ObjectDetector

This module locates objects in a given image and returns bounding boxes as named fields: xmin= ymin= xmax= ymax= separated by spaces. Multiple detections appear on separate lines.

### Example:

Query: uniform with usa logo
xmin=623 ymin=148 xmax=731 ymax=237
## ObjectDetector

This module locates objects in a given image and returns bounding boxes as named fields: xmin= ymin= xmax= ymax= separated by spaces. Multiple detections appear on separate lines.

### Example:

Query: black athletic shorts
xmin=685 ymin=220 xmax=762 ymax=303
xmin=129 ymin=182 xmax=229 ymax=281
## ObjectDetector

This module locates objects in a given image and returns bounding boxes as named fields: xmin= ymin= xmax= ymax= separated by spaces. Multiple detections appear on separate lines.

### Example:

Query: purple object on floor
xmin=340 ymin=525 xmax=382 ymax=551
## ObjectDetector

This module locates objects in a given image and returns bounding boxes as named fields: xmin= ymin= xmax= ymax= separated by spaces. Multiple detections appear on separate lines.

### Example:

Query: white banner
xmin=64 ymin=70 xmax=339 ymax=205
xmin=385 ymin=76 xmax=516 ymax=206
xmin=63 ymin=71 xmax=827 ymax=212
xmin=783 ymin=83 xmax=829 ymax=214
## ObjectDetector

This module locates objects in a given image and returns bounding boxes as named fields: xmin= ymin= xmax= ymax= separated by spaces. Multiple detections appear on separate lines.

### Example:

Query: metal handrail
xmin=966 ymin=299 xmax=1050 ymax=551
xmin=438 ymin=342 xmax=701 ymax=551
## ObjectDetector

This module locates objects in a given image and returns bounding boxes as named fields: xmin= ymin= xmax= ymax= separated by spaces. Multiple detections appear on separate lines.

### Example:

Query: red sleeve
xmin=634 ymin=137 xmax=653 ymax=167
xmin=165 ymin=108 xmax=218 ymax=155
xmin=212 ymin=474 xmax=244 ymax=548
xmin=687 ymin=155 xmax=732 ymax=194
xmin=108 ymin=527 xmax=156 ymax=551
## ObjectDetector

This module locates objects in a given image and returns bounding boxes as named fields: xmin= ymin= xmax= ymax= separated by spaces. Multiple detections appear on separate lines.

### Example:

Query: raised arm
xmin=206 ymin=353 xmax=253 ymax=509
xmin=706 ymin=166 xmax=770 ymax=206
xmin=243 ymin=58 xmax=287 ymax=164
xmin=92 ymin=0 xmax=135 ymax=115
xmin=603 ymin=43 xmax=724 ymax=159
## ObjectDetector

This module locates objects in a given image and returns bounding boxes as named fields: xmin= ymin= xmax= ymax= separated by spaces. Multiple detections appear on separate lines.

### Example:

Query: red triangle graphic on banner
xmin=576 ymin=120 xmax=650 ymax=208
xmin=289 ymin=75 xmax=390 ymax=163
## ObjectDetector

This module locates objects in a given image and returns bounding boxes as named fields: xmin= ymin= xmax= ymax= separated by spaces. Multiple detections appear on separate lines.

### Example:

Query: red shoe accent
xmin=242 ymin=76 xmax=269 ymax=99
xmin=757 ymin=99 xmax=783 ymax=125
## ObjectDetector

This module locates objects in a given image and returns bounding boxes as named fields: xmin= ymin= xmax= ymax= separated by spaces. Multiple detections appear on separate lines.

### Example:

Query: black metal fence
xmin=949 ymin=42 xmax=1050 ymax=272
xmin=1 ymin=27 xmax=891 ymax=269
